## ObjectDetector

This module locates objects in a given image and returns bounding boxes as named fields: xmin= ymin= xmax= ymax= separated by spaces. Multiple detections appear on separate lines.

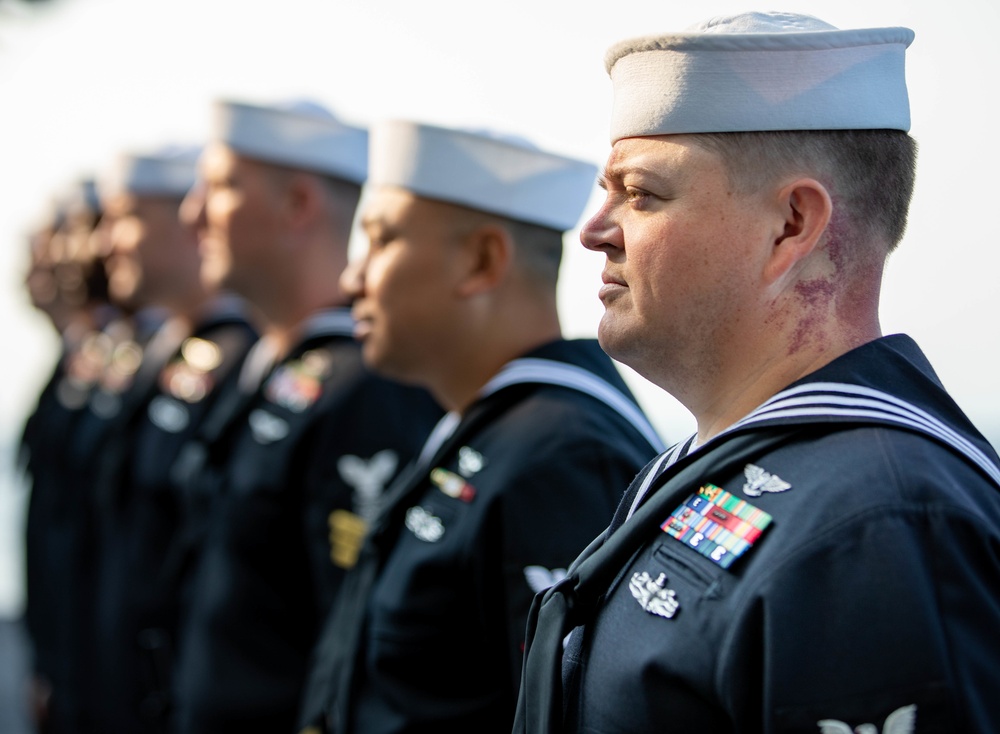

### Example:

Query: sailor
xmin=515 ymin=11 xmax=1000 ymax=733
xmin=169 ymin=99 xmax=443 ymax=734
xmin=298 ymin=120 xmax=663 ymax=734
xmin=19 ymin=179 xmax=117 ymax=734
xmin=80 ymin=144 xmax=259 ymax=734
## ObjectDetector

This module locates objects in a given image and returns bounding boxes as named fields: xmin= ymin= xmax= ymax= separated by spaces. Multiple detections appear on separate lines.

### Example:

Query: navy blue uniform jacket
xmin=300 ymin=338 xmax=663 ymax=734
xmin=83 ymin=300 xmax=258 ymax=734
xmin=170 ymin=308 xmax=442 ymax=734
xmin=516 ymin=335 xmax=1000 ymax=734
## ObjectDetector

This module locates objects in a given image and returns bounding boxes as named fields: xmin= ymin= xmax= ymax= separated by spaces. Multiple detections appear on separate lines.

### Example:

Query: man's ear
xmin=454 ymin=223 xmax=513 ymax=298
xmin=282 ymin=172 xmax=324 ymax=233
xmin=765 ymin=177 xmax=833 ymax=284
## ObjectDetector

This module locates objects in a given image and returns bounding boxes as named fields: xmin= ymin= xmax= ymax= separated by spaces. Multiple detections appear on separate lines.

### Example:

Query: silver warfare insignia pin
xmin=629 ymin=571 xmax=679 ymax=619
xmin=457 ymin=446 xmax=486 ymax=477
xmin=338 ymin=449 xmax=399 ymax=522
xmin=147 ymin=395 xmax=191 ymax=433
xmin=248 ymin=408 xmax=290 ymax=445
xmin=404 ymin=506 xmax=445 ymax=543
xmin=524 ymin=565 xmax=568 ymax=594
xmin=818 ymin=703 xmax=917 ymax=734
xmin=742 ymin=463 xmax=791 ymax=497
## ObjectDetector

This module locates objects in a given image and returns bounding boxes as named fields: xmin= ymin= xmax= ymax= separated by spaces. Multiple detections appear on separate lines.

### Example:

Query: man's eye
xmin=625 ymin=188 xmax=648 ymax=202
xmin=367 ymin=233 xmax=392 ymax=249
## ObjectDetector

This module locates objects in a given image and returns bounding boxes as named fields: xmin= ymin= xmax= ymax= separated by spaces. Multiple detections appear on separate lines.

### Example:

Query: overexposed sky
xmin=2 ymin=0 xmax=999 ymax=448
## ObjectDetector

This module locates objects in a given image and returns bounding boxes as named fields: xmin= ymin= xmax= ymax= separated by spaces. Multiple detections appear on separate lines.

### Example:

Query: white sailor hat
xmin=369 ymin=120 xmax=598 ymax=232
xmin=605 ymin=11 xmax=914 ymax=142
xmin=211 ymin=99 xmax=368 ymax=183
xmin=99 ymin=145 xmax=201 ymax=200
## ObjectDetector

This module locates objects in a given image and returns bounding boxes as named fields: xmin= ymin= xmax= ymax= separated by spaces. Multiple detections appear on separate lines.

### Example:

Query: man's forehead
xmin=108 ymin=194 xmax=179 ymax=224
xmin=199 ymin=142 xmax=238 ymax=175
xmin=200 ymin=141 xmax=273 ymax=176
xmin=361 ymin=185 xmax=420 ymax=226
xmin=362 ymin=185 xmax=468 ymax=228
xmin=602 ymin=135 xmax=715 ymax=182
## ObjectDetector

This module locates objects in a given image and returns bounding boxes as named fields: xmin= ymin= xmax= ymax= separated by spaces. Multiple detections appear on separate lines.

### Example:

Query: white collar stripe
xmin=483 ymin=358 xmax=665 ymax=452
xmin=738 ymin=406 xmax=1000 ymax=485
xmin=416 ymin=411 xmax=462 ymax=468
xmin=759 ymin=382 xmax=951 ymax=423
xmin=736 ymin=383 xmax=1000 ymax=486
xmin=303 ymin=308 xmax=355 ymax=339
xmin=750 ymin=394 xmax=984 ymax=464
xmin=756 ymin=393 xmax=927 ymax=421
xmin=627 ymin=442 xmax=685 ymax=518
xmin=416 ymin=357 xmax=666 ymax=472
xmin=626 ymin=381 xmax=1000 ymax=522
xmin=749 ymin=384 xmax=992 ymax=469
xmin=238 ymin=308 xmax=355 ymax=395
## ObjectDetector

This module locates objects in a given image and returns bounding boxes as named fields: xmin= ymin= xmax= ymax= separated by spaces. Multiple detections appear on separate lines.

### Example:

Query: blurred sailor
xmin=170 ymin=100 xmax=442 ymax=734
xmin=19 ymin=177 xmax=119 ymax=734
xmin=81 ymin=145 xmax=259 ymax=734
xmin=299 ymin=120 xmax=663 ymax=734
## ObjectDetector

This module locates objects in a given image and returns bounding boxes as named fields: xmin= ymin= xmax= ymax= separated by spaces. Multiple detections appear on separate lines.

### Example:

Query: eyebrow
xmin=600 ymin=161 xmax=674 ymax=190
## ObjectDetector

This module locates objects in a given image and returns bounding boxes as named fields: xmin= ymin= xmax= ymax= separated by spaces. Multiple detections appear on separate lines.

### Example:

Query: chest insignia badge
xmin=818 ymin=703 xmax=917 ymax=734
xmin=263 ymin=349 xmax=332 ymax=413
xmin=147 ymin=394 xmax=191 ymax=433
xmin=158 ymin=337 xmax=221 ymax=404
xmin=457 ymin=446 xmax=486 ymax=477
xmin=662 ymin=483 xmax=773 ymax=569
xmin=430 ymin=467 xmax=477 ymax=502
xmin=339 ymin=449 xmax=399 ymax=521
xmin=629 ymin=571 xmax=679 ymax=619
xmin=328 ymin=510 xmax=367 ymax=570
xmin=742 ymin=463 xmax=791 ymax=497
xmin=98 ymin=340 xmax=143 ymax=397
xmin=405 ymin=505 xmax=445 ymax=542
xmin=248 ymin=408 xmax=290 ymax=444
xmin=524 ymin=565 xmax=567 ymax=594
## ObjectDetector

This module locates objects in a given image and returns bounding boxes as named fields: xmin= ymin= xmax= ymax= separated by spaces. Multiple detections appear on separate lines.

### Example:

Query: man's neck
xmin=430 ymin=321 xmax=562 ymax=415
xmin=692 ymin=326 xmax=882 ymax=444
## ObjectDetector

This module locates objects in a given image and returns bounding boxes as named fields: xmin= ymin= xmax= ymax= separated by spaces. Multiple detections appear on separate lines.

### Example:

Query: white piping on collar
xmin=626 ymin=381 xmax=1000 ymax=519
xmin=484 ymin=358 xmax=665 ymax=452
xmin=301 ymin=307 xmax=356 ymax=340
xmin=625 ymin=437 xmax=691 ymax=520
xmin=416 ymin=356 xmax=665 ymax=469
xmin=736 ymin=382 xmax=1000 ymax=486
xmin=416 ymin=412 xmax=463 ymax=468
xmin=236 ymin=308 xmax=355 ymax=394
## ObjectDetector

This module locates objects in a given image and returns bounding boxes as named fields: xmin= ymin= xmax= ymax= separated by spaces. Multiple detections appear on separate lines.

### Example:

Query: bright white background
xmin=1 ymin=0 xmax=999 ymax=614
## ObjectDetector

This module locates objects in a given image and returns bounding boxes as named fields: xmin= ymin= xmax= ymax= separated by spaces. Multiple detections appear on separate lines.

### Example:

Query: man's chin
xmin=362 ymin=343 xmax=423 ymax=388
xmin=596 ymin=318 xmax=629 ymax=360
xmin=199 ymin=259 xmax=231 ymax=293
xmin=360 ymin=341 xmax=391 ymax=375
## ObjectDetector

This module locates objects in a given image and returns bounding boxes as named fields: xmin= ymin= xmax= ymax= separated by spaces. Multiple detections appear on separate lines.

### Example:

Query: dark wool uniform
xmin=81 ymin=298 xmax=258 ymax=734
xmin=516 ymin=335 xmax=1000 ymax=734
xmin=169 ymin=307 xmax=443 ymax=734
xmin=21 ymin=308 xmax=173 ymax=734
xmin=299 ymin=338 xmax=664 ymax=734
xmin=21 ymin=329 xmax=104 ymax=734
